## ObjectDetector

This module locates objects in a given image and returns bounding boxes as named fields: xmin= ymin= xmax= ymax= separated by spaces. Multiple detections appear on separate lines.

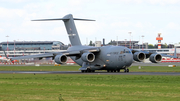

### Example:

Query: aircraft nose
xmin=125 ymin=54 xmax=133 ymax=67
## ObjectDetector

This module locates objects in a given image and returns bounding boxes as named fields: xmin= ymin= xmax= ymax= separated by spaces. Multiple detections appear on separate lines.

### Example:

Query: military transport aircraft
xmin=8 ymin=14 xmax=177 ymax=73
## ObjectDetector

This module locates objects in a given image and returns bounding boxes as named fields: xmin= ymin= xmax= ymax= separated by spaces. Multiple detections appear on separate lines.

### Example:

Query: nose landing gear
xmin=124 ymin=67 xmax=129 ymax=73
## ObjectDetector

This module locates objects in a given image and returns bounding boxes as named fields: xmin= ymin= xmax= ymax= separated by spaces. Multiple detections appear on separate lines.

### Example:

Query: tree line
xmin=89 ymin=40 xmax=175 ymax=49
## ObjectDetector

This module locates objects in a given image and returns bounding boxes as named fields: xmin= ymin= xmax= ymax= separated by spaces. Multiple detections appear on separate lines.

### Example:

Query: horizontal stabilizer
xmin=73 ymin=18 xmax=95 ymax=21
xmin=31 ymin=14 xmax=95 ymax=46
xmin=32 ymin=18 xmax=68 ymax=21
xmin=32 ymin=18 xmax=95 ymax=21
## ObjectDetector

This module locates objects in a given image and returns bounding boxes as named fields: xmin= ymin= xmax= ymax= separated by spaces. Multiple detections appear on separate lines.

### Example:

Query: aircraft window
xmin=120 ymin=49 xmax=131 ymax=54
xmin=125 ymin=49 xmax=131 ymax=53
xmin=120 ymin=51 xmax=124 ymax=54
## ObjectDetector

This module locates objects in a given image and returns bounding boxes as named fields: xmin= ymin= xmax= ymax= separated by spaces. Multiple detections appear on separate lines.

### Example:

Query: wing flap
xmin=10 ymin=53 xmax=54 ymax=61
xmin=9 ymin=47 xmax=100 ymax=61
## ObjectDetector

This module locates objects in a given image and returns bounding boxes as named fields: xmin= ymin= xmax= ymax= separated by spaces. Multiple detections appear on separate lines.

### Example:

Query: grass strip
xmin=0 ymin=74 xmax=180 ymax=101
xmin=0 ymin=65 xmax=180 ymax=72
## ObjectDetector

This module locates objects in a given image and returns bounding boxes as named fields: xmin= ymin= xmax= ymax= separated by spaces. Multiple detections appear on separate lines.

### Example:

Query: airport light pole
xmin=86 ymin=38 xmax=88 ymax=46
xmin=132 ymin=36 xmax=133 ymax=49
xmin=14 ymin=40 xmax=16 ymax=57
xmin=128 ymin=32 xmax=131 ymax=49
xmin=125 ymin=39 xmax=127 ymax=47
xmin=6 ymin=35 xmax=9 ymax=57
xmin=142 ymin=35 xmax=144 ymax=51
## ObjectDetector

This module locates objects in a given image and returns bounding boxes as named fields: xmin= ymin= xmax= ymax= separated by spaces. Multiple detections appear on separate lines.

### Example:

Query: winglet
xmin=174 ymin=47 xmax=177 ymax=58
xmin=2 ymin=50 xmax=12 ymax=62
xmin=3 ymin=50 xmax=9 ymax=59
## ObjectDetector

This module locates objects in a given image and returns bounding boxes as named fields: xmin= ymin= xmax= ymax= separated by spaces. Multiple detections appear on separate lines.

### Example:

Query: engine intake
xmin=54 ymin=54 xmax=67 ymax=64
xmin=81 ymin=52 xmax=95 ymax=62
xmin=149 ymin=54 xmax=162 ymax=63
xmin=133 ymin=52 xmax=146 ymax=62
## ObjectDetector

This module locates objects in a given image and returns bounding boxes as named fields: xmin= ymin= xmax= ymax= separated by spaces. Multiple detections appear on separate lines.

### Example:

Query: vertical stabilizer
xmin=62 ymin=14 xmax=82 ymax=46
xmin=32 ymin=14 xmax=95 ymax=46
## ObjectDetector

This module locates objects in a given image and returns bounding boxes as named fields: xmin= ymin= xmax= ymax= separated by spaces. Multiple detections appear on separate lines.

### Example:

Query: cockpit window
xmin=120 ymin=49 xmax=132 ymax=54
xmin=124 ymin=49 xmax=132 ymax=53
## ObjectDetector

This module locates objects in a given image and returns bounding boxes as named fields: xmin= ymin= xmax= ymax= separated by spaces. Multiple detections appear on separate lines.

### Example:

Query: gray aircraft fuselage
xmin=68 ymin=45 xmax=133 ymax=70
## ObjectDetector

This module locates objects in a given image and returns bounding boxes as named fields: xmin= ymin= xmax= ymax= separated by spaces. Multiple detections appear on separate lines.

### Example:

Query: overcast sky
xmin=0 ymin=0 xmax=180 ymax=45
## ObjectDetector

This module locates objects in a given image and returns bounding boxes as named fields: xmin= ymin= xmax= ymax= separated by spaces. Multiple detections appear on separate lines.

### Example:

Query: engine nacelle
xmin=81 ymin=52 xmax=95 ymax=62
xmin=54 ymin=54 xmax=67 ymax=64
xmin=149 ymin=54 xmax=162 ymax=63
xmin=133 ymin=52 xmax=146 ymax=62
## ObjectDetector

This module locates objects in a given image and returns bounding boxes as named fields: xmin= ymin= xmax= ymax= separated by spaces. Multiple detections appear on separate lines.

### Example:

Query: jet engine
xmin=54 ymin=54 xmax=67 ymax=64
xmin=133 ymin=52 xmax=146 ymax=62
xmin=149 ymin=54 xmax=162 ymax=63
xmin=81 ymin=52 xmax=95 ymax=62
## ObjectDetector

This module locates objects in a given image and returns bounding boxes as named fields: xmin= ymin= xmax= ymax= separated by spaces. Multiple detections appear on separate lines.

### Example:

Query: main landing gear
xmin=81 ymin=69 xmax=95 ymax=73
xmin=107 ymin=69 xmax=120 ymax=72
xmin=106 ymin=68 xmax=129 ymax=73
xmin=124 ymin=68 xmax=129 ymax=73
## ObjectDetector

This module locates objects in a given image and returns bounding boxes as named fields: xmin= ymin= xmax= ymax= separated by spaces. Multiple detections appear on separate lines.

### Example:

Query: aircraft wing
xmin=131 ymin=49 xmax=178 ymax=63
xmin=9 ymin=47 xmax=100 ymax=61
xmin=160 ymin=54 xmax=177 ymax=58
xmin=10 ymin=53 xmax=55 ymax=61
xmin=132 ymin=49 xmax=177 ymax=58
xmin=131 ymin=49 xmax=153 ymax=58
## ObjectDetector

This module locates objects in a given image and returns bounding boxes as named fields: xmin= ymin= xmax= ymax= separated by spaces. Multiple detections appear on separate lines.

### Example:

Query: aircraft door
xmin=123 ymin=49 xmax=127 ymax=64
xmin=123 ymin=55 xmax=126 ymax=63
xmin=118 ymin=55 xmax=123 ymax=62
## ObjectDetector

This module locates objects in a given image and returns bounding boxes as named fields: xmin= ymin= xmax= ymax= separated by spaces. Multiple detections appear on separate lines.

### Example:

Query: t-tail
xmin=32 ymin=14 xmax=95 ymax=46
xmin=174 ymin=47 xmax=177 ymax=58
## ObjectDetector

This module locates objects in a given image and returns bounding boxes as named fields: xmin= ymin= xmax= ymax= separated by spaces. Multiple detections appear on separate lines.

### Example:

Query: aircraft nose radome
xmin=126 ymin=54 xmax=133 ymax=67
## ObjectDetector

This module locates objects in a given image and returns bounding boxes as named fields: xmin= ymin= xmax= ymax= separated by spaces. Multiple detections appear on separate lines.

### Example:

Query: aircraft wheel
xmin=111 ymin=70 xmax=113 ymax=72
xmin=117 ymin=69 xmax=120 ymax=72
xmin=124 ymin=69 xmax=127 ymax=73
xmin=92 ymin=70 xmax=95 ymax=72
xmin=127 ymin=69 xmax=129 ymax=73
xmin=107 ymin=70 xmax=110 ymax=72
xmin=87 ymin=69 xmax=91 ymax=72
xmin=81 ymin=70 xmax=84 ymax=73
xmin=114 ymin=70 xmax=116 ymax=72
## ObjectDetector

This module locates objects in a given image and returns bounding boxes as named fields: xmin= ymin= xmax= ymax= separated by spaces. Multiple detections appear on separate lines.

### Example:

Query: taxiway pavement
xmin=0 ymin=71 xmax=180 ymax=75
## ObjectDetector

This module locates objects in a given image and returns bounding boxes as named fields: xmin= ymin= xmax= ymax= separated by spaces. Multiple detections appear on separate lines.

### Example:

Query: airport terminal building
xmin=0 ymin=41 xmax=69 ymax=57
xmin=0 ymin=41 xmax=68 ymax=51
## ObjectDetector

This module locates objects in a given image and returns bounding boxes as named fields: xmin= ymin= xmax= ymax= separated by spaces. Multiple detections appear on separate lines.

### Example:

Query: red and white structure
xmin=156 ymin=33 xmax=163 ymax=49
xmin=6 ymin=35 xmax=9 ymax=57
